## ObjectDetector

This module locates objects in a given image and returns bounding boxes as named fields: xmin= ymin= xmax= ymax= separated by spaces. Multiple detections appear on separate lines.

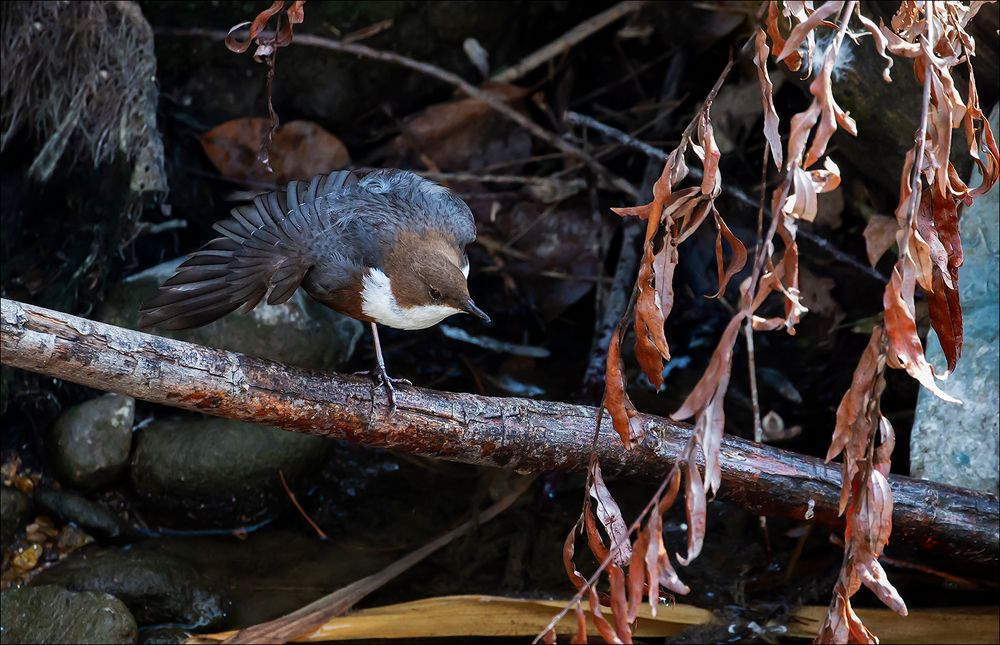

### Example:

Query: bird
xmin=138 ymin=168 xmax=490 ymax=409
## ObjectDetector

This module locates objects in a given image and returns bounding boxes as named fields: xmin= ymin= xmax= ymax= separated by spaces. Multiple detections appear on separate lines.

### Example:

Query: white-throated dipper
xmin=139 ymin=168 xmax=490 ymax=408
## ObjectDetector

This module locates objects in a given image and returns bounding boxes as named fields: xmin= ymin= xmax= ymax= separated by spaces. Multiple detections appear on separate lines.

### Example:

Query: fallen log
xmin=2 ymin=297 xmax=997 ymax=572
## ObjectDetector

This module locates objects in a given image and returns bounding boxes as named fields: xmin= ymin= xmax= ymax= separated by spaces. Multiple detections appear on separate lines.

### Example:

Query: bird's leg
xmin=358 ymin=322 xmax=410 ymax=411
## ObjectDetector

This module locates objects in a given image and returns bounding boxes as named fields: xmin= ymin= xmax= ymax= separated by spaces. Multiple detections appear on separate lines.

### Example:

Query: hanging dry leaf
xmin=605 ymin=325 xmax=644 ymax=448
xmin=753 ymin=28 xmax=783 ymax=168
xmin=200 ymin=118 xmax=350 ymax=184
xmin=677 ymin=447 xmax=706 ymax=566
xmin=863 ymin=215 xmax=898 ymax=267
xmin=589 ymin=461 xmax=632 ymax=565
xmin=927 ymin=265 xmax=963 ymax=375
xmin=765 ymin=0 xmax=802 ymax=72
xmin=883 ymin=267 xmax=959 ymax=403
xmin=708 ymin=208 xmax=747 ymax=298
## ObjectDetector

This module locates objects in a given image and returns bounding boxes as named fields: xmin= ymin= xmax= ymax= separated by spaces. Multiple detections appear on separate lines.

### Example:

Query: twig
xmin=565 ymin=110 xmax=890 ymax=283
xmin=490 ymin=2 xmax=645 ymax=84
xmin=278 ymin=469 xmax=329 ymax=541
xmin=154 ymin=27 xmax=641 ymax=200
xmin=218 ymin=475 xmax=536 ymax=643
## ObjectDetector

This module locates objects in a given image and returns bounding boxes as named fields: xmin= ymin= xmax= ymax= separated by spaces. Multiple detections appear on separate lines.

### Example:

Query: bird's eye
xmin=429 ymin=287 xmax=442 ymax=300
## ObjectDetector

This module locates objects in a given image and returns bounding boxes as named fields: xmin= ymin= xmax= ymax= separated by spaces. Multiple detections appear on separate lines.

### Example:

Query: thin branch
xmin=154 ymin=27 xmax=640 ymax=200
xmin=3 ymin=298 xmax=995 ymax=567
xmin=490 ymin=1 xmax=645 ymax=84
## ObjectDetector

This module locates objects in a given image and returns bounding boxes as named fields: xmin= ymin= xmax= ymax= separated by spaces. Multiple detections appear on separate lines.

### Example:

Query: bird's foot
xmin=356 ymin=366 xmax=411 ymax=413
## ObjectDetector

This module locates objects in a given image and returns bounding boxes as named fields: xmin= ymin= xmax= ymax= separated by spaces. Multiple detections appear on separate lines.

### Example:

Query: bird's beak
xmin=463 ymin=298 xmax=491 ymax=323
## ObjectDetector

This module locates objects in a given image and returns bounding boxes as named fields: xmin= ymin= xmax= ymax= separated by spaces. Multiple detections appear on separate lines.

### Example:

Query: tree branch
xmin=1 ymin=298 xmax=996 ymax=573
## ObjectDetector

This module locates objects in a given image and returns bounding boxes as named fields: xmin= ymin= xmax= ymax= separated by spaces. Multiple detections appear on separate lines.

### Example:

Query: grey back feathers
xmin=138 ymin=169 xmax=476 ymax=331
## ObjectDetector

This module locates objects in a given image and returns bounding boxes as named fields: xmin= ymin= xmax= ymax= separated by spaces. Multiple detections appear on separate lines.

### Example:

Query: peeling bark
xmin=1 ymin=298 xmax=997 ymax=572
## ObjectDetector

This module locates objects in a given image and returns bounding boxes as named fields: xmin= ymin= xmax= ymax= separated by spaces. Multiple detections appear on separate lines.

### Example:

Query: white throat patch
xmin=360 ymin=268 xmax=461 ymax=330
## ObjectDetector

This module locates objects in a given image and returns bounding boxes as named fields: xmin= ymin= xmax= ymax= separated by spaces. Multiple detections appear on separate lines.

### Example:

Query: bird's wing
xmin=139 ymin=170 xmax=361 ymax=330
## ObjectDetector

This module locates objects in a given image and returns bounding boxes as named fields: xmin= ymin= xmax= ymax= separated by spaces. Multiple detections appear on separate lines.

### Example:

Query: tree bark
xmin=2 ymin=298 xmax=997 ymax=573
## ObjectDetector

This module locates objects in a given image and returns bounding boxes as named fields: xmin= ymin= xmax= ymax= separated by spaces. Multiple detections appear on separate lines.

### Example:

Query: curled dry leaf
xmin=226 ymin=0 xmax=304 ymax=60
xmin=863 ymin=215 xmax=898 ymax=267
xmin=589 ymin=461 xmax=632 ymax=565
xmin=854 ymin=7 xmax=893 ymax=82
xmin=563 ymin=517 xmax=587 ymax=591
xmin=776 ymin=0 xmax=845 ymax=66
xmin=677 ymin=447 xmax=706 ymax=566
xmin=634 ymin=228 xmax=672 ymax=390
xmin=605 ymin=325 xmax=644 ymax=448
xmin=815 ymin=589 xmax=877 ymax=644
xmin=607 ymin=564 xmax=631 ymax=643
xmin=753 ymin=29 xmax=783 ymax=169
xmin=571 ymin=603 xmax=587 ymax=645
xmin=586 ymin=583 xmax=622 ymax=645
xmin=765 ymin=0 xmax=802 ymax=71
xmin=826 ymin=325 xmax=887 ymax=515
xmin=883 ymin=267 xmax=960 ymax=403
xmin=695 ymin=114 xmax=721 ymax=197
xmin=850 ymin=470 xmax=908 ymax=616
xmin=708 ymin=207 xmax=747 ymax=298
xmin=200 ymin=118 xmax=350 ymax=184
xmin=927 ymin=264 xmax=963 ymax=375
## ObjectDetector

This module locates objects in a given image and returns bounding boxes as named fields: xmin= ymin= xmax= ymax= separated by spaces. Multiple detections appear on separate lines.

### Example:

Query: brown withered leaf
xmin=854 ymin=9 xmax=894 ymax=82
xmin=393 ymin=83 xmax=530 ymax=171
xmin=605 ymin=325 xmax=644 ymax=448
xmin=851 ymin=470 xmax=908 ymax=616
xmin=930 ymin=191 xmax=962 ymax=287
xmin=874 ymin=415 xmax=895 ymax=476
xmin=586 ymin=584 xmax=622 ymax=644
xmin=695 ymin=114 xmax=721 ymax=198
xmin=653 ymin=234 xmax=679 ymax=324
xmin=883 ymin=267 xmax=960 ymax=403
xmin=815 ymin=589 xmax=877 ymax=644
xmin=571 ymin=603 xmax=587 ymax=645
xmin=563 ymin=518 xmax=587 ymax=591
xmin=776 ymin=0 xmax=844 ymax=67
xmin=827 ymin=326 xmax=886 ymax=515
xmin=677 ymin=448 xmax=706 ymax=567
xmin=200 ymin=118 xmax=350 ymax=184
xmin=607 ymin=564 xmax=631 ymax=642
xmin=765 ymin=1 xmax=801 ymax=72
xmin=634 ymin=241 xmax=670 ymax=390
xmin=589 ymin=462 xmax=632 ymax=565
xmin=708 ymin=208 xmax=747 ymax=298
xmin=927 ymin=265 xmax=963 ymax=375
xmin=753 ymin=29 xmax=783 ymax=168
xmin=673 ymin=314 xmax=744 ymax=422
xmin=863 ymin=215 xmax=898 ymax=267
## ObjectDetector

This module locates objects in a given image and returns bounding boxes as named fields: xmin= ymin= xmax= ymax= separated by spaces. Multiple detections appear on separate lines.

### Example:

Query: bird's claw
xmin=357 ymin=366 xmax=410 ymax=413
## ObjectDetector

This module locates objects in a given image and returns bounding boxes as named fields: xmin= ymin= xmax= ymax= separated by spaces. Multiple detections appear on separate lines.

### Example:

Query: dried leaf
xmin=777 ymin=1 xmax=844 ymax=65
xmin=586 ymin=584 xmax=622 ymax=644
xmin=200 ymin=118 xmax=350 ymax=184
xmin=634 ymin=226 xmax=671 ymax=390
xmin=696 ymin=114 xmax=721 ymax=197
xmin=855 ymin=9 xmax=893 ymax=82
xmin=815 ymin=589 xmax=877 ymax=644
xmin=753 ymin=29 xmax=783 ymax=168
xmin=863 ymin=215 xmax=898 ymax=267
xmin=607 ymin=564 xmax=631 ymax=642
xmin=605 ymin=326 xmax=645 ymax=448
xmin=677 ymin=448 xmax=706 ymax=566
xmin=927 ymin=265 xmax=962 ymax=375
xmin=589 ymin=462 xmax=632 ymax=565
xmin=673 ymin=313 xmax=744 ymax=421
xmin=708 ymin=208 xmax=747 ymax=298
xmin=883 ymin=267 xmax=960 ymax=403
xmin=571 ymin=602 xmax=588 ymax=645
xmin=766 ymin=0 xmax=801 ymax=71
xmin=851 ymin=471 xmax=908 ymax=616
xmin=225 ymin=0 xmax=285 ymax=54
xmin=563 ymin=518 xmax=587 ymax=591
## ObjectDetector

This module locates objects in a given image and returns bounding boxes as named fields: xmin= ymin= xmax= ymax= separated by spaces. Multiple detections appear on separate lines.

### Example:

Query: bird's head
xmin=361 ymin=230 xmax=489 ymax=331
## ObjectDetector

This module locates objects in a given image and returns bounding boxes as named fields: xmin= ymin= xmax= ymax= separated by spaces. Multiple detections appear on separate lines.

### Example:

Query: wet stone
xmin=1 ymin=485 xmax=32 ymax=552
xmin=32 ymin=546 xmax=230 ymax=629
xmin=34 ymin=489 xmax=133 ymax=541
xmin=50 ymin=393 xmax=134 ymax=490
xmin=130 ymin=418 xmax=331 ymax=527
xmin=0 ymin=585 xmax=138 ymax=644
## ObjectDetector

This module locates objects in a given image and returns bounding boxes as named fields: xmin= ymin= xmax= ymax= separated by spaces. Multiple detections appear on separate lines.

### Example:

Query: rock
xmin=1 ymin=485 xmax=33 ymax=552
xmin=98 ymin=259 xmax=362 ymax=370
xmin=130 ymin=418 xmax=331 ymax=526
xmin=50 ymin=393 xmax=134 ymax=490
xmin=911 ymin=104 xmax=1000 ymax=494
xmin=0 ymin=585 xmax=137 ymax=644
xmin=34 ymin=489 xmax=133 ymax=541
xmin=33 ymin=547 xmax=229 ymax=628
